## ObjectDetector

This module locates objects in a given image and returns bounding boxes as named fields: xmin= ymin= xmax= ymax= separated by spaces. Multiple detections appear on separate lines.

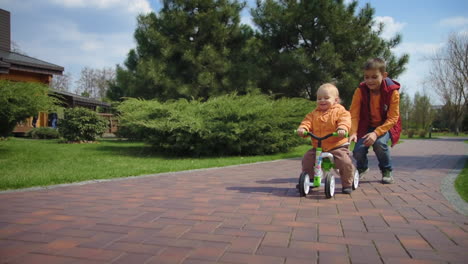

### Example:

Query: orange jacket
xmin=349 ymin=87 xmax=400 ymax=138
xmin=299 ymin=104 xmax=351 ymax=151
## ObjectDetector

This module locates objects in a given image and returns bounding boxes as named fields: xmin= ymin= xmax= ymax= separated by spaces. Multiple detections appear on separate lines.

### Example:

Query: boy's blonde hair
xmin=317 ymin=83 xmax=341 ymax=103
xmin=363 ymin=58 xmax=386 ymax=74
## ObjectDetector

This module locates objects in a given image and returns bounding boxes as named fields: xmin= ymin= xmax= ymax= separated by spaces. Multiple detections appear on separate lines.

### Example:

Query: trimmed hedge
xmin=117 ymin=94 xmax=314 ymax=156
xmin=59 ymin=107 xmax=107 ymax=142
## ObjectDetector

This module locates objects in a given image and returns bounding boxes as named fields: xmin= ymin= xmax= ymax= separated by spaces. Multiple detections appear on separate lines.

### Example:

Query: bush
xmin=407 ymin=129 xmax=415 ymax=138
xmin=26 ymin=127 xmax=59 ymax=139
xmin=0 ymin=80 xmax=60 ymax=137
xmin=117 ymin=94 xmax=314 ymax=156
xmin=418 ymin=129 xmax=427 ymax=138
xmin=59 ymin=108 xmax=107 ymax=142
xmin=114 ymin=99 xmax=156 ymax=140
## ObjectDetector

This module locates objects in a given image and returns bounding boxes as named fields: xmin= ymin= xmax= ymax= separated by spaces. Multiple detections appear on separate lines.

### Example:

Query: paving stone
xmin=0 ymin=138 xmax=467 ymax=263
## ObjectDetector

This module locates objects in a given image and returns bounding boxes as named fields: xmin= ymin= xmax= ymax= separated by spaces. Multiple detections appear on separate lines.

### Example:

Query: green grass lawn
xmin=454 ymin=142 xmax=468 ymax=202
xmin=454 ymin=159 xmax=468 ymax=203
xmin=0 ymin=138 xmax=310 ymax=191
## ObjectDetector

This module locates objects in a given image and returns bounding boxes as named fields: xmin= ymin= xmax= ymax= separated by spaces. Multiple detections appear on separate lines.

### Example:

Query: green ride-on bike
xmin=296 ymin=130 xmax=359 ymax=198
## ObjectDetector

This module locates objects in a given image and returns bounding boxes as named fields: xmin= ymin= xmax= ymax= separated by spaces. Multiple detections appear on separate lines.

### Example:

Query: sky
xmin=1 ymin=0 xmax=467 ymax=103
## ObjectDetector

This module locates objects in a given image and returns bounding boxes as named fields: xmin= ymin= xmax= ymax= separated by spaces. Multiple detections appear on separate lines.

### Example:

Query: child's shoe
xmin=342 ymin=187 xmax=352 ymax=194
xmin=358 ymin=168 xmax=369 ymax=179
xmin=381 ymin=170 xmax=394 ymax=184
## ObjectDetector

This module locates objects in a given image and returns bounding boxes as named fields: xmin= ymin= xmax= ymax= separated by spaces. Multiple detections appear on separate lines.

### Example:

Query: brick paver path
xmin=1 ymin=138 xmax=467 ymax=263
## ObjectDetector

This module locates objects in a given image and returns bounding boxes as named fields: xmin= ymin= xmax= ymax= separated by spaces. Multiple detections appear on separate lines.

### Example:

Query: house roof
xmin=0 ymin=59 xmax=9 ymax=74
xmin=0 ymin=49 xmax=64 ymax=75
xmin=52 ymin=90 xmax=111 ymax=108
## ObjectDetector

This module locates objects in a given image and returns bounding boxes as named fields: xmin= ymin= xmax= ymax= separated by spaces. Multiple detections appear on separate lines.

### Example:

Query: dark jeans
xmin=353 ymin=127 xmax=392 ymax=172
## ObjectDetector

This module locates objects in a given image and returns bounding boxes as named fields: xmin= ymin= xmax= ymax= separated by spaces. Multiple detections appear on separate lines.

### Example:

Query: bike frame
xmin=301 ymin=131 xmax=344 ymax=187
xmin=296 ymin=129 xmax=355 ymax=198
xmin=313 ymin=148 xmax=335 ymax=187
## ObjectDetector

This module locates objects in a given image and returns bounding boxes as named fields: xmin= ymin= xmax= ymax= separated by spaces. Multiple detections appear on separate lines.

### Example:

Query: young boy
xmin=349 ymin=58 xmax=401 ymax=184
xmin=297 ymin=83 xmax=355 ymax=194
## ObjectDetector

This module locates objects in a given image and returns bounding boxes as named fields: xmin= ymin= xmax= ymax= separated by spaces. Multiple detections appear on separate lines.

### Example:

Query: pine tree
xmin=109 ymin=0 xmax=254 ymax=101
xmin=252 ymin=0 xmax=408 ymax=106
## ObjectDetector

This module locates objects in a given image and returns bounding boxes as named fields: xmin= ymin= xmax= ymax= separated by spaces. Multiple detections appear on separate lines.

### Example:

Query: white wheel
xmin=298 ymin=172 xmax=311 ymax=196
xmin=304 ymin=174 xmax=310 ymax=194
xmin=324 ymin=172 xmax=335 ymax=198
xmin=352 ymin=169 xmax=359 ymax=190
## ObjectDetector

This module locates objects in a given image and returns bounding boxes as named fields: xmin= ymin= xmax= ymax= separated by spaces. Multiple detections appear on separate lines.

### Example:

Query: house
xmin=0 ymin=9 xmax=114 ymax=135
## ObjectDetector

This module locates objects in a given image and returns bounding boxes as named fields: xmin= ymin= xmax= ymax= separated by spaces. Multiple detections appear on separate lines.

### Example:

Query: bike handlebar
xmin=295 ymin=130 xmax=348 ymax=140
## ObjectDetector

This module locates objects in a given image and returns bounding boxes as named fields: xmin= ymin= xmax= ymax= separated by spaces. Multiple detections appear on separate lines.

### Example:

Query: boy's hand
xmin=297 ymin=127 xmax=307 ymax=137
xmin=349 ymin=134 xmax=357 ymax=143
xmin=336 ymin=129 xmax=347 ymax=137
xmin=363 ymin=132 xmax=377 ymax=147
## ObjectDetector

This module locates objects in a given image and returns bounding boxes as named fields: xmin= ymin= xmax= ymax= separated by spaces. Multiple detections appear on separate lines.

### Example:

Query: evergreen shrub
xmin=117 ymin=94 xmax=314 ymax=156
xmin=59 ymin=107 xmax=107 ymax=142
xmin=26 ymin=127 xmax=59 ymax=139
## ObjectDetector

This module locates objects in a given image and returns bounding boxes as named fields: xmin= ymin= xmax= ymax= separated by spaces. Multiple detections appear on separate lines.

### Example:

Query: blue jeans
xmin=353 ymin=128 xmax=392 ymax=172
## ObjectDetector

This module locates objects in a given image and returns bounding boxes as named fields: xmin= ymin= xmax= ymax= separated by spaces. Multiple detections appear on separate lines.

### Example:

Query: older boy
xmin=349 ymin=58 xmax=401 ymax=184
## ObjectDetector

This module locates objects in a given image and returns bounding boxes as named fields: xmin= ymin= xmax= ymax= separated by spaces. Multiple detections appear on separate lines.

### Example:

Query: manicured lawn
xmin=454 ymin=142 xmax=468 ymax=202
xmin=0 ymin=138 xmax=310 ymax=191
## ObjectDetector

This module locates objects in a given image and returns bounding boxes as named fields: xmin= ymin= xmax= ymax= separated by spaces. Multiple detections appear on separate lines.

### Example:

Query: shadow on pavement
xmin=225 ymin=186 xmax=292 ymax=196
xmin=228 ymin=176 xmax=350 ymax=199
xmin=256 ymin=178 xmax=297 ymax=184
xmin=408 ymin=137 xmax=468 ymax=142
xmin=391 ymin=154 xmax=466 ymax=170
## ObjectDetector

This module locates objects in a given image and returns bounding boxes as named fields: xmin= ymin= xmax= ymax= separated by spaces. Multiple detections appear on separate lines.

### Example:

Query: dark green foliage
xmin=109 ymin=0 xmax=408 ymax=109
xmin=108 ymin=0 xmax=257 ymax=101
xmin=117 ymin=94 xmax=314 ymax=156
xmin=59 ymin=108 xmax=107 ymax=142
xmin=26 ymin=127 xmax=60 ymax=139
xmin=251 ymin=0 xmax=408 ymax=106
xmin=0 ymin=80 xmax=60 ymax=137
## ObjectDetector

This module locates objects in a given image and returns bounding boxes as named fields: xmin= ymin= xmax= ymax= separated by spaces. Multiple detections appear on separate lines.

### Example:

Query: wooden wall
xmin=0 ymin=69 xmax=52 ymax=83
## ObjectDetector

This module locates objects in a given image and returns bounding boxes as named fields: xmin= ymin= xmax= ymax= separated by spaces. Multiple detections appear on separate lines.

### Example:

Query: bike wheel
xmin=324 ymin=171 xmax=335 ymax=198
xmin=298 ymin=172 xmax=311 ymax=196
xmin=352 ymin=169 xmax=359 ymax=190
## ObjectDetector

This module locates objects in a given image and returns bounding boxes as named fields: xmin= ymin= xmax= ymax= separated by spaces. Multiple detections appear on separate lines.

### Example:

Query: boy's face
xmin=364 ymin=69 xmax=388 ymax=91
xmin=316 ymin=88 xmax=338 ymax=111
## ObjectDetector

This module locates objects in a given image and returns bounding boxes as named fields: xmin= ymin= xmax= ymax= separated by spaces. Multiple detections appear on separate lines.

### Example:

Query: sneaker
xmin=358 ymin=168 xmax=369 ymax=179
xmin=381 ymin=170 xmax=395 ymax=184
xmin=342 ymin=187 xmax=352 ymax=194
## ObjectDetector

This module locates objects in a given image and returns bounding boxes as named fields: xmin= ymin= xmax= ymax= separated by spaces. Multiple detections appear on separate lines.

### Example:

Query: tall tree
xmin=411 ymin=92 xmax=434 ymax=130
xmin=50 ymin=72 xmax=72 ymax=92
xmin=109 ymin=0 xmax=254 ymax=101
xmin=399 ymin=92 xmax=412 ymax=131
xmin=75 ymin=67 xmax=95 ymax=97
xmin=75 ymin=67 xmax=115 ymax=99
xmin=251 ymin=0 xmax=409 ymax=106
xmin=428 ymin=33 xmax=467 ymax=134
